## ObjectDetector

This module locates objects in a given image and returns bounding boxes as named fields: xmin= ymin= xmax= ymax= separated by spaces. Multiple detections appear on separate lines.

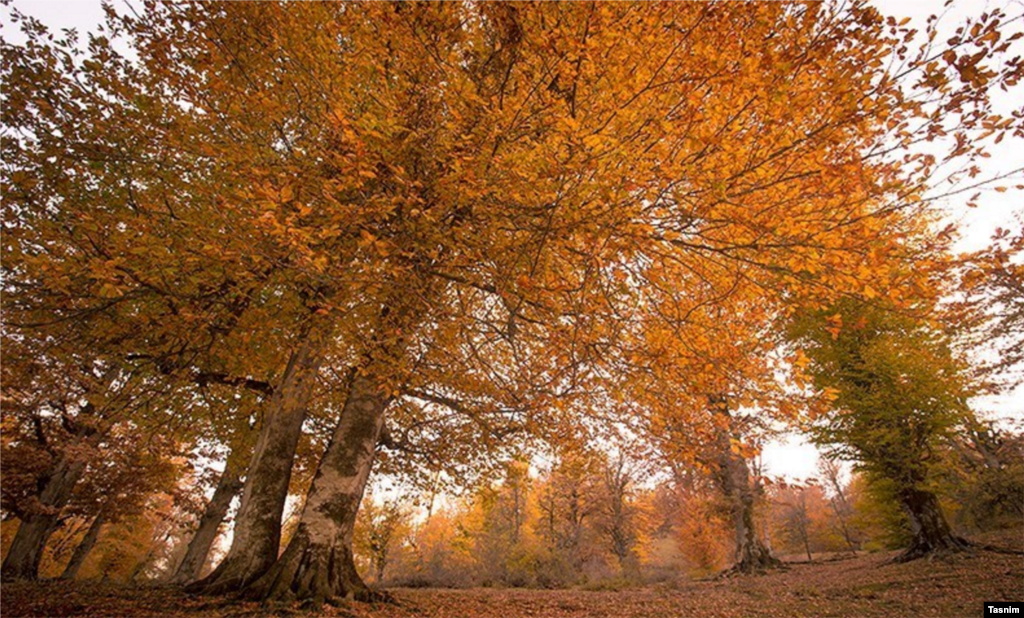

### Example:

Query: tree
xmin=790 ymin=300 xmax=975 ymax=560
xmin=817 ymin=458 xmax=862 ymax=552
xmin=535 ymin=448 xmax=602 ymax=581
xmin=57 ymin=426 xmax=179 ymax=580
xmin=705 ymin=399 xmax=780 ymax=574
xmin=955 ymin=213 xmax=1024 ymax=393
xmin=767 ymin=482 xmax=844 ymax=561
xmin=354 ymin=497 xmax=410 ymax=585
xmin=169 ymin=428 xmax=253 ymax=585
xmin=1 ymin=360 xmax=123 ymax=580
xmin=4 ymin=0 xmax=1023 ymax=604
xmin=595 ymin=452 xmax=647 ymax=579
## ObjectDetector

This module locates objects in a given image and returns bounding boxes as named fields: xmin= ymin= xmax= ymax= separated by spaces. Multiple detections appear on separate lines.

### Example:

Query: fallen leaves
xmin=3 ymin=528 xmax=1020 ymax=618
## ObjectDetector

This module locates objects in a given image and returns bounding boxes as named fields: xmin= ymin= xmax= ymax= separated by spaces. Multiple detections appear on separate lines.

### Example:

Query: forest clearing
xmin=2 ymin=0 xmax=1024 ymax=616
xmin=3 ymin=528 xmax=1022 ymax=617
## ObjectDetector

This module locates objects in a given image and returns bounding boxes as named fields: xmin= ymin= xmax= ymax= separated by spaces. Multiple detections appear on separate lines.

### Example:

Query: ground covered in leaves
xmin=4 ymin=529 xmax=1021 ymax=618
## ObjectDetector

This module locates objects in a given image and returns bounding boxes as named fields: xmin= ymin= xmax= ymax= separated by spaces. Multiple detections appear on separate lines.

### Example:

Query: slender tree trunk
xmin=374 ymin=552 xmax=387 ymax=584
xmin=129 ymin=525 xmax=176 ymax=583
xmin=170 ymin=441 xmax=249 ymax=585
xmin=896 ymin=487 xmax=970 ymax=562
xmin=189 ymin=331 xmax=325 ymax=594
xmin=828 ymin=496 xmax=858 ymax=552
xmin=800 ymin=522 xmax=813 ymax=562
xmin=243 ymin=369 xmax=389 ymax=606
xmin=60 ymin=514 xmax=105 ymax=580
xmin=1 ymin=453 xmax=89 ymax=580
xmin=821 ymin=460 xmax=858 ymax=551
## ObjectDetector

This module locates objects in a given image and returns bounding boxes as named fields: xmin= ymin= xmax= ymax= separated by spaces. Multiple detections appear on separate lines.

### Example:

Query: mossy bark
xmin=189 ymin=332 xmax=324 ymax=594
xmin=244 ymin=370 xmax=388 ymax=606
xmin=718 ymin=446 xmax=780 ymax=574
xmin=708 ymin=396 xmax=780 ymax=575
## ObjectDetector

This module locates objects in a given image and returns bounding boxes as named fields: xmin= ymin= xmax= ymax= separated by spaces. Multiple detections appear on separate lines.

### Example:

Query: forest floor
xmin=3 ymin=528 xmax=1021 ymax=618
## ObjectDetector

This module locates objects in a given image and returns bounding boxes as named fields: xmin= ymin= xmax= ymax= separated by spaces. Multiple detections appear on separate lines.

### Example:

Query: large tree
xmin=3 ymin=0 xmax=1022 ymax=602
xmin=789 ymin=300 xmax=975 ymax=560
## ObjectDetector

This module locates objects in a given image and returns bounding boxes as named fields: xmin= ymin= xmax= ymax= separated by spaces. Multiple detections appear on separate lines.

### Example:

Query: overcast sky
xmin=3 ymin=0 xmax=1022 ymax=482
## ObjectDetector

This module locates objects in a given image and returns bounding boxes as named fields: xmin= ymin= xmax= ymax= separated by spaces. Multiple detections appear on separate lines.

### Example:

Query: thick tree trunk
xmin=724 ymin=456 xmax=778 ymax=574
xmin=60 ymin=514 xmax=105 ymax=580
xmin=243 ymin=370 xmax=388 ymax=606
xmin=1 ymin=453 xmax=89 ymax=580
xmin=170 ymin=441 xmax=248 ymax=585
xmin=708 ymin=397 xmax=779 ymax=575
xmin=189 ymin=332 xmax=324 ymax=594
xmin=895 ymin=487 xmax=970 ymax=562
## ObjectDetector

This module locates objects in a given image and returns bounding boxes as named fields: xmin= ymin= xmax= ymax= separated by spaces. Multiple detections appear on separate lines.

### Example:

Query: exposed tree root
xmin=717 ymin=552 xmax=786 ymax=578
xmin=239 ymin=532 xmax=397 ymax=610
xmin=891 ymin=534 xmax=972 ymax=563
xmin=893 ymin=537 xmax=1024 ymax=563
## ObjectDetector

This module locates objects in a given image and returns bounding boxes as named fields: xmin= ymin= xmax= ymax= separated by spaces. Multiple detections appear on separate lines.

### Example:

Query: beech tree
xmin=789 ymin=299 xmax=976 ymax=560
xmin=3 ymin=0 xmax=1023 ymax=605
xmin=169 ymin=423 xmax=255 ymax=585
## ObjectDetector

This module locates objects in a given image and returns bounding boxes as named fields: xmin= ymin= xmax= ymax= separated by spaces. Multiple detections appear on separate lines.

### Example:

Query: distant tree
xmin=57 ymin=428 xmax=179 ymax=580
xmin=354 ymin=497 xmax=410 ymax=584
xmin=955 ymin=212 xmax=1024 ymax=393
xmin=595 ymin=452 xmax=647 ymax=579
xmin=534 ymin=448 xmax=602 ymax=583
xmin=768 ymin=482 xmax=848 ymax=561
xmin=817 ymin=458 xmax=862 ymax=552
xmin=939 ymin=422 xmax=1024 ymax=531
xmin=669 ymin=464 xmax=731 ymax=578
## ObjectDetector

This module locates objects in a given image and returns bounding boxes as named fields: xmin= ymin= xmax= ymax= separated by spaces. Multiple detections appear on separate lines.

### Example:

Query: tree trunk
xmin=243 ymin=369 xmax=388 ymax=606
xmin=189 ymin=331 xmax=325 ymax=594
xmin=708 ymin=397 xmax=780 ymax=575
xmin=800 ymin=524 xmax=813 ymax=562
xmin=60 ymin=514 xmax=105 ymax=580
xmin=895 ymin=486 xmax=970 ymax=562
xmin=725 ymin=455 xmax=778 ymax=573
xmin=1 ymin=452 xmax=89 ymax=580
xmin=374 ymin=552 xmax=386 ymax=584
xmin=170 ymin=441 xmax=248 ymax=585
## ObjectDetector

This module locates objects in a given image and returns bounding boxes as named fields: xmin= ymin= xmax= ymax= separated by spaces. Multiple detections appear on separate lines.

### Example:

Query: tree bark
xmin=721 ymin=448 xmax=779 ymax=573
xmin=243 ymin=369 xmax=388 ymax=606
xmin=895 ymin=486 xmax=970 ymax=562
xmin=170 ymin=440 xmax=249 ymax=585
xmin=1 ymin=451 xmax=90 ymax=580
xmin=373 ymin=549 xmax=387 ymax=584
xmin=60 ymin=514 xmax=105 ymax=580
xmin=708 ymin=397 xmax=780 ymax=575
xmin=189 ymin=331 xmax=325 ymax=594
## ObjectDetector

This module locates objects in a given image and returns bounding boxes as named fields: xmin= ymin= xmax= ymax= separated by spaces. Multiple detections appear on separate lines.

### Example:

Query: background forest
xmin=1 ymin=0 xmax=1022 ymax=612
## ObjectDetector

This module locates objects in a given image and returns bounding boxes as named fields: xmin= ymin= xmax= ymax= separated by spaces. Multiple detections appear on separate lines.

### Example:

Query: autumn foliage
xmin=1 ymin=0 xmax=1023 ymax=612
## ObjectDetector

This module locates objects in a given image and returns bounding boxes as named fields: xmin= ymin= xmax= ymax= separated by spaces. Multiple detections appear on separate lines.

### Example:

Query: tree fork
xmin=243 ymin=369 xmax=391 ymax=606
xmin=188 ymin=328 xmax=326 ymax=594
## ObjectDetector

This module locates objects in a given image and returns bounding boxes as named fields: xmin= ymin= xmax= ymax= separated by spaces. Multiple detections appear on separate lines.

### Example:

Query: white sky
xmin=3 ymin=0 xmax=1022 ymax=482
